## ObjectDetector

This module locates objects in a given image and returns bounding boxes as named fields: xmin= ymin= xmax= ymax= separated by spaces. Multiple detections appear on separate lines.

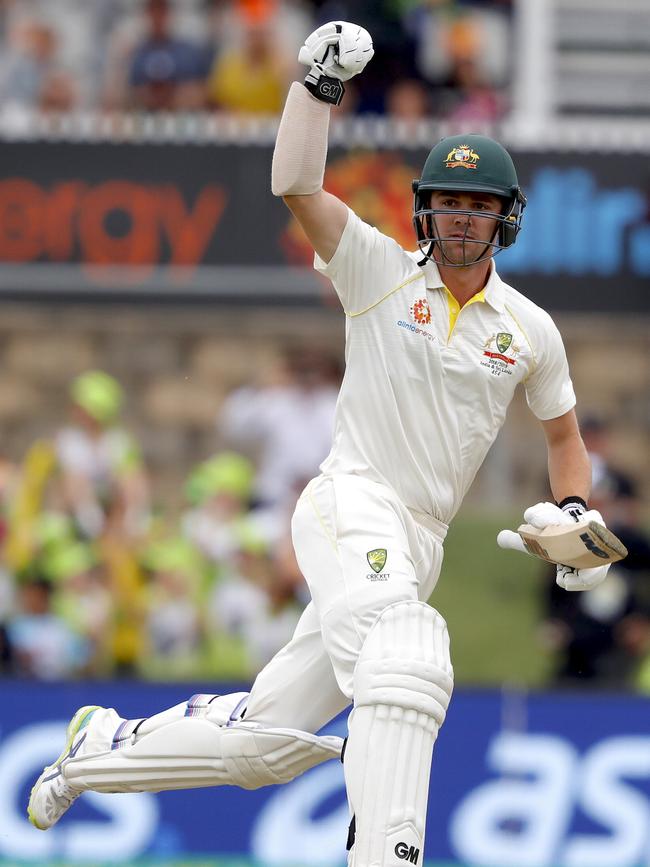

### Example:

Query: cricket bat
xmin=497 ymin=520 xmax=628 ymax=569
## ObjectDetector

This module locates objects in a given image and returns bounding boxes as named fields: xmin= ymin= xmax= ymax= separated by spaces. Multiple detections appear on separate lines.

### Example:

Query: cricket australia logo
xmin=481 ymin=332 xmax=520 ymax=377
xmin=445 ymin=144 xmax=480 ymax=170
xmin=409 ymin=298 xmax=431 ymax=325
xmin=366 ymin=548 xmax=389 ymax=581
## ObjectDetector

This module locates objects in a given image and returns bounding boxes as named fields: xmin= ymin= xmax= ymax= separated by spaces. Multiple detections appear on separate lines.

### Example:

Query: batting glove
xmin=523 ymin=501 xmax=611 ymax=592
xmin=298 ymin=21 xmax=374 ymax=106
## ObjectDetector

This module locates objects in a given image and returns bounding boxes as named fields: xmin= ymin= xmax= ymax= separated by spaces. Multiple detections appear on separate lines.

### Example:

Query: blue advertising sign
xmin=1 ymin=681 xmax=649 ymax=866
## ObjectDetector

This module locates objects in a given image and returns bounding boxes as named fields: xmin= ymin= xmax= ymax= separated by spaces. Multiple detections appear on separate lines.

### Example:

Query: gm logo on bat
xmin=579 ymin=531 xmax=609 ymax=558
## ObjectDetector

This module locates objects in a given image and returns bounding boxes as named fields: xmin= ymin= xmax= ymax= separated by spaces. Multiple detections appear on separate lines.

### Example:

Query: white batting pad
xmin=63 ymin=720 xmax=343 ymax=793
xmin=344 ymin=601 xmax=453 ymax=867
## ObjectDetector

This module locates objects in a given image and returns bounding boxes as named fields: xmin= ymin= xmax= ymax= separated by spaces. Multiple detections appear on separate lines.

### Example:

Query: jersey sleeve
xmin=524 ymin=314 xmax=576 ymax=420
xmin=314 ymin=207 xmax=414 ymax=315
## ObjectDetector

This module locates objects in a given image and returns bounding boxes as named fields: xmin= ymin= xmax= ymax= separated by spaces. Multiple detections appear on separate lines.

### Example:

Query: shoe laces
xmin=49 ymin=773 xmax=80 ymax=810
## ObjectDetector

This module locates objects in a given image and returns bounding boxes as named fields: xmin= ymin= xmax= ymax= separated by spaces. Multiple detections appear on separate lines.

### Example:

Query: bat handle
xmin=497 ymin=529 xmax=529 ymax=555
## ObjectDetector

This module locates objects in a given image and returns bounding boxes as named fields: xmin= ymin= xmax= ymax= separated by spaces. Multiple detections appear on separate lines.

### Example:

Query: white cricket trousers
xmin=244 ymin=473 xmax=447 ymax=733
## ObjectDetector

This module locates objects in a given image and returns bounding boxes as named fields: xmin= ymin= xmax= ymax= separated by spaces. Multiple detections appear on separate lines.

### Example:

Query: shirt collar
xmin=421 ymin=258 xmax=506 ymax=313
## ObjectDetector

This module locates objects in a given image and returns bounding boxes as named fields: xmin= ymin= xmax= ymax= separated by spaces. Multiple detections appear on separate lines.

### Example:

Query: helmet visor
xmin=412 ymin=191 xmax=524 ymax=267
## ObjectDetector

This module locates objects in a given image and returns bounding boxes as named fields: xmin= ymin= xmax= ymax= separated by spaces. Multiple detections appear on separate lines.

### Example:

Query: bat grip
xmin=496 ymin=529 xmax=529 ymax=555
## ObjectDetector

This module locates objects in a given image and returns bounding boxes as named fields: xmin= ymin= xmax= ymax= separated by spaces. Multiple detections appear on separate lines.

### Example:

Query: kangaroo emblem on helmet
xmin=444 ymin=145 xmax=480 ymax=169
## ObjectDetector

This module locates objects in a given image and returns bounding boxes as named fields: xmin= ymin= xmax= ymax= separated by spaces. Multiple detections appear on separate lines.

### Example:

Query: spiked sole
xmin=28 ymin=705 xmax=101 ymax=830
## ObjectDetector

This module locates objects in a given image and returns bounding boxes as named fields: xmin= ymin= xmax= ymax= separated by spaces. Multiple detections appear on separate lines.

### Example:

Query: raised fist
xmin=299 ymin=21 xmax=373 ymax=105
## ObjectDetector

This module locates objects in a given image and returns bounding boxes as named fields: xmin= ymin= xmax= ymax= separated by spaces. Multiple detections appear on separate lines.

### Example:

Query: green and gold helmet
xmin=412 ymin=134 xmax=527 ymax=266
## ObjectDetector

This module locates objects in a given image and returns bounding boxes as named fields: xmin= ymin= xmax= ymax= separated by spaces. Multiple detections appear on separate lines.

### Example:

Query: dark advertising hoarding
xmin=0 ymin=141 xmax=648 ymax=310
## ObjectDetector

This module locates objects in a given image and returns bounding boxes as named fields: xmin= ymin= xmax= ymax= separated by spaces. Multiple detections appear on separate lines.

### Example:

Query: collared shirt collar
xmin=421 ymin=257 xmax=506 ymax=314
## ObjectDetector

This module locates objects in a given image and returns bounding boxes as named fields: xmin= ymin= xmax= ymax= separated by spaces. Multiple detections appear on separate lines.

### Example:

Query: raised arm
xmin=271 ymin=22 xmax=373 ymax=263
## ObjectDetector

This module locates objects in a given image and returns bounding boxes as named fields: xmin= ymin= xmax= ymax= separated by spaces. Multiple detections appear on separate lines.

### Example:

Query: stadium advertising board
xmin=1 ymin=681 xmax=649 ymax=866
xmin=0 ymin=142 xmax=648 ymax=311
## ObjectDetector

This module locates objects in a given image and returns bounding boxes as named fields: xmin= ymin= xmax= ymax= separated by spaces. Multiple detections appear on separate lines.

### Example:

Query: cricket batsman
xmin=28 ymin=21 xmax=615 ymax=866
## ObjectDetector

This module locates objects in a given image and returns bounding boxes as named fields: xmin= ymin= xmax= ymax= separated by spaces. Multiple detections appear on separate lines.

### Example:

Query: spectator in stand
xmin=55 ymin=371 xmax=150 ymax=542
xmin=7 ymin=578 xmax=87 ymax=679
xmin=207 ymin=1 xmax=291 ymax=114
xmin=38 ymin=67 xmax=78 ymax=112
xmin=48 ymin=542 xmax=114 ymax=677
xmin=0 ymin=453 xmax=15 ymax=675
xmin=411 ymin=2 xmax=510 ymax=120
xmin=384 ymin=77 xmax=430 ymax=121
xmin=580 ymin=416 xmax=636 ymax=503
xmin=182 ymin=451 xmax=256 ymax=567
xmin=140 ymin=537 xmax=207 ymax=679
xmin=218 ymin=345 xmax=340 ymax=526
xmin=0 ymin=622 xmax=13 ymax=674
xmin=0 ymin=17 xmax=64 ymax=109
xmin=0 ymin=457 xmax=18 ymax=622
xmin=442 ymin=54 xmax=505 ymax=122
xmin=208 ymin=520 xmax=303 ymax=674
xmin=51 ymin=371 xmax=150 ymax=675
xmin=127 ymin=0 xmax=207 ymax=111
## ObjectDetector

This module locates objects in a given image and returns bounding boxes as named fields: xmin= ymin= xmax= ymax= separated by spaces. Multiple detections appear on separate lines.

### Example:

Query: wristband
xmin=557 ymin=496 xmax=588 ymax=522
xmin=304 ymin=74 xmax=345 ymax=106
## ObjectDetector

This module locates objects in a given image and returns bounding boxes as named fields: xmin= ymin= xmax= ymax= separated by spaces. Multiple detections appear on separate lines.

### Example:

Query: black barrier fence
xmin=0 ymin=141 xmax=648 ymax=311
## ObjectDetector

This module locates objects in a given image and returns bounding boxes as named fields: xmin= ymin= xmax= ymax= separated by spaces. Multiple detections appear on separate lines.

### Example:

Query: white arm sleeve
xmin=524 ymin=314 xmax=576 ymax=420
xmin=271 ymin=83 xmax=331 ymax=196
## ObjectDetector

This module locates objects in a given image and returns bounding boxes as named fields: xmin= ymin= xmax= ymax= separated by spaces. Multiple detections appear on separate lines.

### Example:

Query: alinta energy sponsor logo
xmin=481 ymin=332 xmax=521 ymax=376
xmin=397 ymin=320 xmax=437 ymax=342
xmin=410 ymin=298 xmax=432 ymax=325
xmin=398 ymin=297 xmax=436 ymax=343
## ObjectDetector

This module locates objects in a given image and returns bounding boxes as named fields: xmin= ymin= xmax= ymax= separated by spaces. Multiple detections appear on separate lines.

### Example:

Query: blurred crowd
xmin=0 ymin=346 xmax=341 ymax=682
xmin=0 ymin=353 xmax=649 ymax=691
xmin=0 ymin=0 xmax=513 ymax=122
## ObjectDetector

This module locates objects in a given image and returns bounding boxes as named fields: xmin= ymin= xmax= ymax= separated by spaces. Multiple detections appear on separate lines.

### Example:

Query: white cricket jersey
xmin=315 ymin=208 xmax=576 ymax=525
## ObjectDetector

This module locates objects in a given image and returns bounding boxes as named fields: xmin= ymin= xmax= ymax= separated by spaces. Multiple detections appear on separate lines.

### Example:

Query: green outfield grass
xmin=432 ymin=511 xmax=553 ymax=687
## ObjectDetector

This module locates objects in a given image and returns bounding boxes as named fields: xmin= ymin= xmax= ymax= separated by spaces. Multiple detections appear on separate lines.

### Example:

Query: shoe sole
xmin=27 ymin=705 xmax=102 ymax=830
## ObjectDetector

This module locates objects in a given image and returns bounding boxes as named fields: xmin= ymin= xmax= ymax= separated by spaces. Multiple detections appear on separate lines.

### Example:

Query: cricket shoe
xmin=28 ymin=705 xmax=102 ymax=830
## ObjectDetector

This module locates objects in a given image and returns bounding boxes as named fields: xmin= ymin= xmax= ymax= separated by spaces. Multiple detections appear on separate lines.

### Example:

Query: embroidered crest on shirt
xmin=482 ymin=332 xmax=521 ymax=376
xmin=410 ymin=298 xmax=432 ymax=325
xmin=366 ymin=548 xmax=389 ymax=581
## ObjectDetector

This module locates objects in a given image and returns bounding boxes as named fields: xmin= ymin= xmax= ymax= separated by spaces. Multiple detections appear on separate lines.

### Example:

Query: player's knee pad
xmin=354 ymin=599 xmax=453 ymax=726
xmin=64 ymin=719 xmax=343 ymax=794
xmin=220 ymin=724 xmax=343 ymax=789
xmin=344 ymin=600 xmax=454 ymax=867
